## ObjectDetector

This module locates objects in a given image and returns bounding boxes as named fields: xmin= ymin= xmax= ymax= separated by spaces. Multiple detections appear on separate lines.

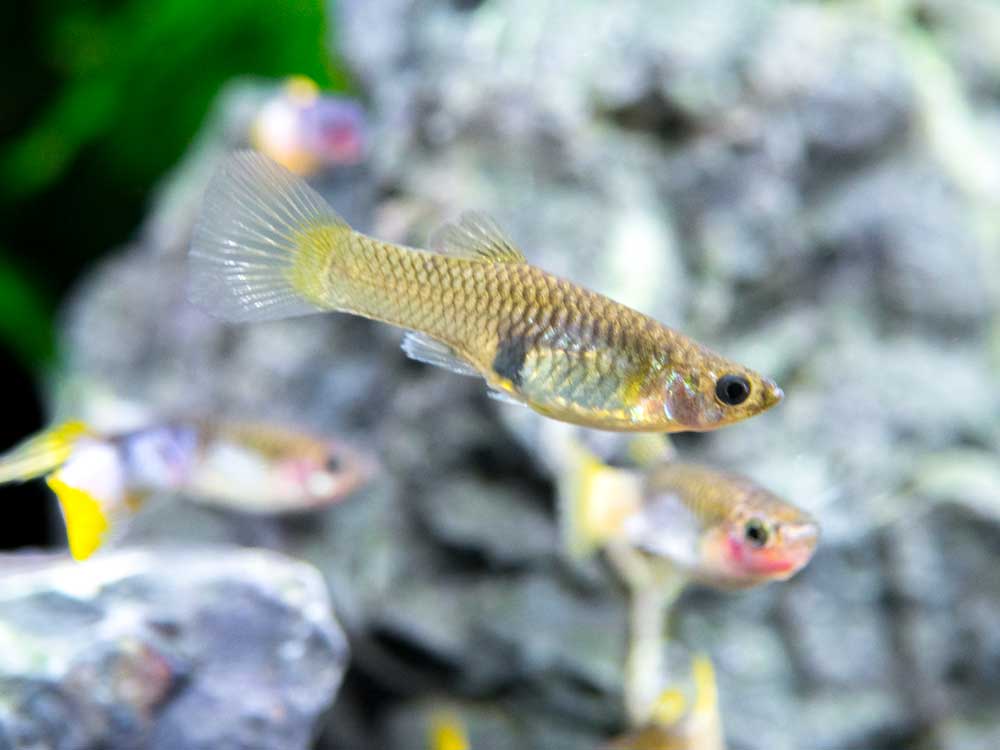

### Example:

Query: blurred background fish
xmin=251 ymin=75 xmax=367 ymax=175
xmin=0 ymin=416 xmax=372 ymax=559
xmin=605 ymin=653 xmax=725 ymax=750
xmin=562 ymin=441 xmax=819 ymax=589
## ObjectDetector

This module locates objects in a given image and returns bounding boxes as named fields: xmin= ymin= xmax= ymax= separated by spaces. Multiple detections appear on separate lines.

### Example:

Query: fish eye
xmin=325 ymin=455 xmax=342 ymax=472
xmin=716 ymin=374 xmax=751 ymax=406
xmin=744 ymin=518 xmax=769 ymax=548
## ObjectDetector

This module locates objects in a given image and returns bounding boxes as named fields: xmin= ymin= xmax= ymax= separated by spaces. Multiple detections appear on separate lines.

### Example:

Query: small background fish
xmin=561 ymin=440 xmax=819 ymax=590
xmin=0 ymin=417 xmax=372 ymax=560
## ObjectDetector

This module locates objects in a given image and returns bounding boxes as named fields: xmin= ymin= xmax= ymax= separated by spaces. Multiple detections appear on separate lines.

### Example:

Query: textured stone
xmin=0 ymin=549 xmax=347 ymax=750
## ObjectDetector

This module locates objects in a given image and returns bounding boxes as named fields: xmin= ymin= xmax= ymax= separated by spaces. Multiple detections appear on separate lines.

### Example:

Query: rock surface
xmin=24 ymin=1 xmax=1000 ymax=749
xmin=0 ymin=548 xmax=348 ymax=750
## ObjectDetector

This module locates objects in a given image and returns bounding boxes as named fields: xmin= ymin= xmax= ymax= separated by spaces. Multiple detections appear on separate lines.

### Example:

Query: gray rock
xmin=415 ymin=475 xmax=557 ymax=567
xmin=0 ymin=548 xmax=347 ymax=750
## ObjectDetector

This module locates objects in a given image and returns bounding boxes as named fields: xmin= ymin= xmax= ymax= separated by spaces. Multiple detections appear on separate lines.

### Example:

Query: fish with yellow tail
xmin=189 ymin=151 xmax=783 ymax=433
xmin=605 ymin=654 xmax=725 ymax=750
xmin=0 ymin=419 xmax=371 ymax=560
xmin=561 ymin=442 xmax=819 ymax=589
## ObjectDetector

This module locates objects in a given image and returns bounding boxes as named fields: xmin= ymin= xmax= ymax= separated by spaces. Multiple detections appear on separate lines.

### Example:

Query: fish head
xmin=696 ymin=483 xmax=819 ymax=589
xmin=652 ymin=350 xmax=783 ymax=431
xmin=272 ymin=439 xmax=374 ymax=508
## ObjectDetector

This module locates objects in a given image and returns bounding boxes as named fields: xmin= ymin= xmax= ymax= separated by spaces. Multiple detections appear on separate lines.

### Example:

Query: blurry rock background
xmin=3 ymin=0 xmax=1000 ymax=749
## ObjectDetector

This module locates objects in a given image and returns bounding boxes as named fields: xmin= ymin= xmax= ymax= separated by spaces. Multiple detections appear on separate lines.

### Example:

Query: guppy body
xmin=190 ymin=151 xmax=783 ymax=432
xmin=330 ymin=236 xmax=676 ymax=429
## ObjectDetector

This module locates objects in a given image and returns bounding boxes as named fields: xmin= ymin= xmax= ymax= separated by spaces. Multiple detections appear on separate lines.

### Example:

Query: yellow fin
xmin=429 ymin=212 xmax=526 ymax=264
xmin=691 ymin=654 xmax=718 ymax=716
xmin=559 ymin=441 xmax=642 ymax=558
xmin=650 ymin=687 xmax=687 ymax=728
xmin=46 ymin=475 xmax=109 ymax=561
xmin=0 ymin=421 xmax=90 ymax=484
xmin=428 ymin=710 xmax=469 ymax=750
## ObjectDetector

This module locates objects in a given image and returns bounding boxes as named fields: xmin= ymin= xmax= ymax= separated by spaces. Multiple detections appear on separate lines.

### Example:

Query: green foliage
xmin=0 ymin=253 xmax=55 ymax=369
xmin=0 ymin=0 xmax=349 ymax=374
xmin=3 ymin=0 xmax=349 ymax=197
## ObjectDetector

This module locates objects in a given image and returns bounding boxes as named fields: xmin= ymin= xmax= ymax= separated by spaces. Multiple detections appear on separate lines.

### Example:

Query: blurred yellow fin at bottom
xmin=428 ymin=710 xmax=470 ymax=750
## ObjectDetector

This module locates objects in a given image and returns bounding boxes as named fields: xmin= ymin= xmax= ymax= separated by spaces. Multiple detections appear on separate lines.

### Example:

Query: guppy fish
xmin=251 ymin=76 xmax=367 ymax=175
xmin=562 ymin=444 xmax=819 ymax=589
xmin=0 ymin=419 xmax=370 ymax=560
xmin=189 ymin=151 xmax=782 ymax=432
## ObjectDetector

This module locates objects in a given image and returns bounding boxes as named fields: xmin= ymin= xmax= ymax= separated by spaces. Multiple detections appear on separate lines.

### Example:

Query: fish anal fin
xmin=401 ymin=332 xmax=479 ymax=377
xmin=47 ymin=475 xmax=110 ymax=561
xmin=429 ymin=211 xmax=526 ymax=264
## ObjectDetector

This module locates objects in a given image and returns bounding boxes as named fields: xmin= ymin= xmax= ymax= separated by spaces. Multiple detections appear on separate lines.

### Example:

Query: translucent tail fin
xmin=0 ymin=421 xmax=91 ymax=484
xmin=188 ymin=150 xmax=351 ymax=322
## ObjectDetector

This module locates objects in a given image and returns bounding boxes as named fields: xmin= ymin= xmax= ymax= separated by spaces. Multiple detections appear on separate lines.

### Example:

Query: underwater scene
xmin=1 ymin=1 xmax=998 ymax=749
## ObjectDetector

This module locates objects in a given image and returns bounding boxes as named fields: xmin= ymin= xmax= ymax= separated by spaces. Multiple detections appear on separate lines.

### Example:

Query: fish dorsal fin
xmin=401 ymin=332 xmax=479 ymax=376
xmin=429 ymin=211 xmax=526 ymax=264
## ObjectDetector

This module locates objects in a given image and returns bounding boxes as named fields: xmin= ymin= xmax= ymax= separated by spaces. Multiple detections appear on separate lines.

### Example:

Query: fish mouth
xmin=761 ymin=378 xmax=784 ymax=410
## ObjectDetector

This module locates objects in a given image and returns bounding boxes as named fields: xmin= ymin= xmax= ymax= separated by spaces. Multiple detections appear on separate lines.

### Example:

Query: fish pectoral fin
xmin=401 ymin=332 xmax=480 ymax=376
xmin=429 ymin=211 xmax=527 ymax=264
xmin=486 ymin=384 xmax=526 ymax=407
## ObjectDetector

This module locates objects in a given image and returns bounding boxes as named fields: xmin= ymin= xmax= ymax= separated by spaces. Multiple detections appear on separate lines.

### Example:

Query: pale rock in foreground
xmin=0 ymin=548 xmax=348 ymax=750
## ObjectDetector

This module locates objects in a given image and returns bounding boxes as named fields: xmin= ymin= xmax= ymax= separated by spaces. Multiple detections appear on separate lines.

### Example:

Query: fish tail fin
xmin=46 ymin=475 xmax=114 ymax=561
xmin=691 ymin=654 xmax=719 ymax=716
xmin=189 ymin=150 xmax=354 ymax=322
xmin=428 ymin=709 xmax=470 ymax=750
xmin=0 ymin=421 xmax=91 ymax=484
xmin=558 ymin=440 xmax=611 ymax=559
xmin=559 ymin=439 xmax=645 ymax=559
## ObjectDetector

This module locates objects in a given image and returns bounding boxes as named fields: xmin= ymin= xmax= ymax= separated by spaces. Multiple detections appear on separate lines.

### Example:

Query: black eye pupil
xmin=745 ymin=519 xmax=768 ymax=547
xmin=716 ymin=374 xmax=750 ymax=406
xmin=325 ymin=456 xmax=342 ymax=472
